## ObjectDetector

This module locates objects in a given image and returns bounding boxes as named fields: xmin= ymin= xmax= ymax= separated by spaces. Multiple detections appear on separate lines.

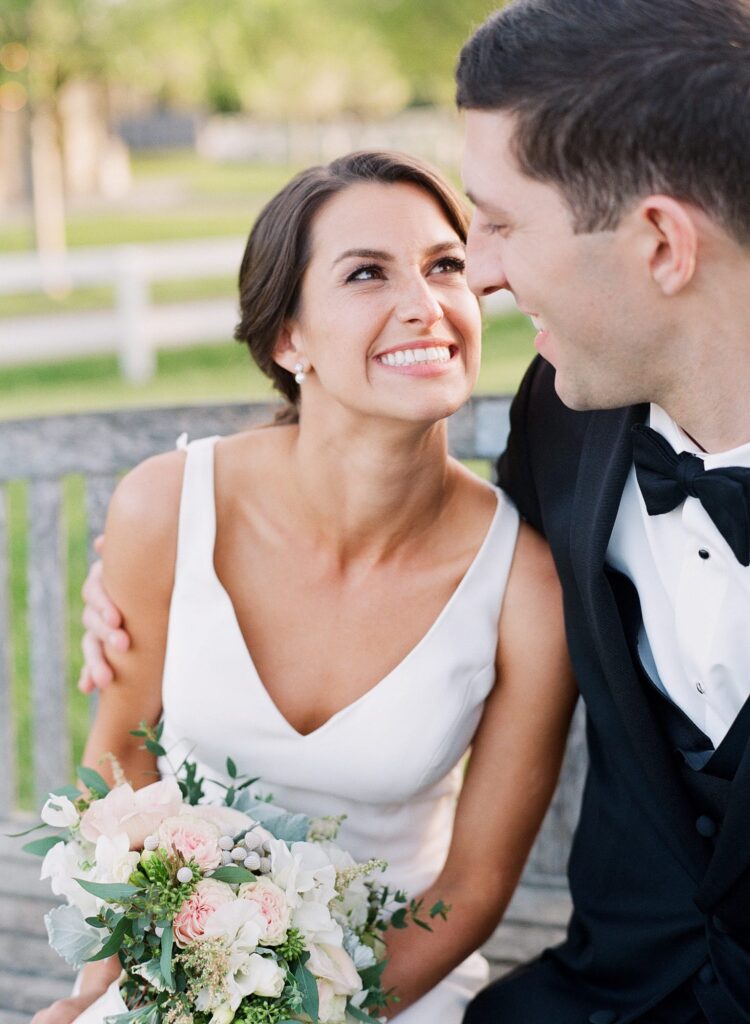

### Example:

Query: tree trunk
xmin=29 ymin=101 xmax=69 ymax=294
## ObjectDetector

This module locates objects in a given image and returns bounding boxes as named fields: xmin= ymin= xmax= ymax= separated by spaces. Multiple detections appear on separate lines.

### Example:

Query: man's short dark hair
xmin=456 ymin=0 xmax=750 ymax=244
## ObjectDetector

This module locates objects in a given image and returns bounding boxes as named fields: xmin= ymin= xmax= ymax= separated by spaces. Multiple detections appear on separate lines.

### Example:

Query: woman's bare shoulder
xmin=103 ymin=449 xmax=187 ymax=603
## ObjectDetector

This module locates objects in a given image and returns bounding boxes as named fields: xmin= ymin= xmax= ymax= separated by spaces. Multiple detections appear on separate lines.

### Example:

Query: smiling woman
xmin=39 ymin=151 xmax=576 ymax=1024
xmin=233 ymin=150 xmax=478 ymax=424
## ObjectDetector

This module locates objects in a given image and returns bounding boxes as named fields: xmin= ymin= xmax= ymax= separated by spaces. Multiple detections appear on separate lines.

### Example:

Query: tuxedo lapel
xmin=569 ymin=404 xmax=709 ymax=883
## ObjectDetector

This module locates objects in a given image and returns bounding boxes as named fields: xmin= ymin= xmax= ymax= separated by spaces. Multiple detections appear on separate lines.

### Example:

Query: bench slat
xmin=27 ymin=480 xmax=69 ymax=805
xmin=0 ymin=486 xmax=14 ymax=818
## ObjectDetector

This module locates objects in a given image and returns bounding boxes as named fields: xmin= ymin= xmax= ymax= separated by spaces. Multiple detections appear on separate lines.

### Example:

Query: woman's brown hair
xmin=234 ymin=150 xmax=471 ymax=423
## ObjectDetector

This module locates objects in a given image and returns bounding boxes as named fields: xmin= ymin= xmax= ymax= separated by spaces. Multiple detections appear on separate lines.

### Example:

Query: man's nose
xmin=466 ymin=229 xmax=509 ymax=298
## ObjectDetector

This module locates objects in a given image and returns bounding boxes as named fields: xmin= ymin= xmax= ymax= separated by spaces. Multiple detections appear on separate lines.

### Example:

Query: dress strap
xmin=174 ymin=435 xmax=220 ymax=583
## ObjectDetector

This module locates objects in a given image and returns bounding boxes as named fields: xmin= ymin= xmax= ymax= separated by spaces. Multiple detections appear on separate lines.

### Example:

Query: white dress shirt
xmin=607 ymin=404 xmax=750 ymax=747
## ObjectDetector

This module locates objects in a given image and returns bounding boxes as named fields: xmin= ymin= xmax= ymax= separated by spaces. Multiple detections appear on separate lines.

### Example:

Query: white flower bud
xmin=218 ymin=835 xmax=234 ymax=851
xmin=143 ymin=835 xmax=159 ymax=852
xmin=259 ymin=856 xmax=271 ymax=873
xmin=243 ymin=852 xmax=261 ymax=871
xmin=231 ymin=847 xmax=246 ymax=861
xmin=222 ymin=851 xmax=233 ymax=865
xmin=176 ymin=866 xmax=193 ymax=884
xmin=243 ymin=830 xmax=263 ymax=851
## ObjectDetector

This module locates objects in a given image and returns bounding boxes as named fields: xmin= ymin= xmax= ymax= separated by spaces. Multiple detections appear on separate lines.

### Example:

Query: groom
xmin=456 ymin=0 xmax=750 ymax=1022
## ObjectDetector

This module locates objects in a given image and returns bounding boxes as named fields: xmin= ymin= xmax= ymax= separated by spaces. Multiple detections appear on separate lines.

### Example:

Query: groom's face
xmin=462 ymin=109 xmax=653 ymax=411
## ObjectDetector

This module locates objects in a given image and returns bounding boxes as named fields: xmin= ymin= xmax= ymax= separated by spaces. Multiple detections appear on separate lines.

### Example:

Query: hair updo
xmin=233 ymin=150 xmax=471 ymax=424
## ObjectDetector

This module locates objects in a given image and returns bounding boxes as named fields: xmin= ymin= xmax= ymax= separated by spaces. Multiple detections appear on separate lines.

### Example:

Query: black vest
xmin=610 ymin=567 xmax=750 ymax=1021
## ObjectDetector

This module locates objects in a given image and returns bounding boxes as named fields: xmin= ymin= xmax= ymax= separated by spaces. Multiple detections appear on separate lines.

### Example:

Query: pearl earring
xmin=294 ymin=361 xmax=307 ymax=384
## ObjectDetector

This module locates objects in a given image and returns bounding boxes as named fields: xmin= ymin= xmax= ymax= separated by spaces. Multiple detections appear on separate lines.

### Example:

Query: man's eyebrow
xmin=332 ymin=240 xmax=464 ymax=268
xmin=465 ymin=190 xmax=511 ymax=219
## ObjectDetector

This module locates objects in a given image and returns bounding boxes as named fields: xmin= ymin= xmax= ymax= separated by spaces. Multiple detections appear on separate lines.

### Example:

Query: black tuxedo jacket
xmin=470 ymin=357 xmax=750 ymax=1024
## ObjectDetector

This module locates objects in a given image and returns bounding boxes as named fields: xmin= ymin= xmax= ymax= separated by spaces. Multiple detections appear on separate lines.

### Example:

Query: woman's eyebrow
xmin=332 ymin=240 xmax=463 ymax=268
xmin=332 ymin=247 xmax=392 ymax=267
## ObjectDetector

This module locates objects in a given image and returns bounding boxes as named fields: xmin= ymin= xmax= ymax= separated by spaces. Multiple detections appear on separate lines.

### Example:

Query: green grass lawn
xmin=3 ymin=312 xmax=534 ymax=810
xmin=0 ymin=155 xmax=296 ymax=254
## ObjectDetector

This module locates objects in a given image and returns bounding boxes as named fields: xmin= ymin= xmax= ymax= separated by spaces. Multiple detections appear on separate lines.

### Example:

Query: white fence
xmin=0 ymin=239 xmax=516 ymax=382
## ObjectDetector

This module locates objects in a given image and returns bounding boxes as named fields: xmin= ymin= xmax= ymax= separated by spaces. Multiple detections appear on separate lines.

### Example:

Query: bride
xmin=34 ymin=150 xmax=576 ymax=1024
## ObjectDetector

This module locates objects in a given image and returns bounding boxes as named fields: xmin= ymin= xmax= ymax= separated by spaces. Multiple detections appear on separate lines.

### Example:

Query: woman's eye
xmin=431 ymin=256 xmax=466 ymax=274
xmin=484 ymin=223 xmax=507 ymax=236
xmin=346 ymin=264 xmax=383 ymax=282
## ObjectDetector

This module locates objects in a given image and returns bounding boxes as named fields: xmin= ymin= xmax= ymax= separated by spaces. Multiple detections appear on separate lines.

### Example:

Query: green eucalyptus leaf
xmin=346 ymin=1002 xmax=374 ymax=1022
xmin=294 ymin=961 xmax=319 ymax=1021
xmin=77 ymin=766 xmax=110 ymax=797
xmin=358 ymin=961 xmax=386 ymax=989
xmin=76 ymin=879 xmax=141 ymax=902
xmin=210 ymin=865 xmax=255 ymax=883
xmin=160 ymin=924 xmax=174 ymax=990
xmin=23 ymin=835 xmax=65 ymax=857
xmin=51 ymin=784 xmax=83 ymax=800
xmin=87 ymin=915 xmax=129 ymax=961
xmin=226 ymin=757 xmax=237 ymax=778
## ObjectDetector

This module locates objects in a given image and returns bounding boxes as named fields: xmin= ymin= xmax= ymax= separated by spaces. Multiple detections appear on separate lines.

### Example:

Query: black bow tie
xmin=631 ymin=423 xmax=750 ymax=566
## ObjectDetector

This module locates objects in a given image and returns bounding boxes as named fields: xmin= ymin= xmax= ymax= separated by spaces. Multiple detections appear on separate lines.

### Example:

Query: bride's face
xmin=275 ymin=181 xmax=481 ymax=425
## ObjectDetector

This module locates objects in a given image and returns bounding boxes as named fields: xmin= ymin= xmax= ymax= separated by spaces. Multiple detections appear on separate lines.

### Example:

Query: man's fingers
xmin=77 ymin=667 xmax=95 ymax=694
xmin=81 ymin=559 xmax=122 ymax=629
xmin=81 ymin=632 xmax=114 ymax=689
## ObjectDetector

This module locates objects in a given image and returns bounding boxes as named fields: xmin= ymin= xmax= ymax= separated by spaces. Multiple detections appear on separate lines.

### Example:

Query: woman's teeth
xmin=530 ymin=315 xmax=546 ymax=331
xmin=378 ymin=346 xmax=452 ymax=367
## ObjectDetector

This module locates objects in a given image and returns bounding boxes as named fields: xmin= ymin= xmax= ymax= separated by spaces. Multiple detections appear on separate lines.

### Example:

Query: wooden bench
xmin=0 ymin=397 xmax=582 ymax=1022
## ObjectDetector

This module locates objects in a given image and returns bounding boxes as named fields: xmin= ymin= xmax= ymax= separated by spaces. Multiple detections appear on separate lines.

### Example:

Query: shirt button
xmin=589 ymin=1013 xmax=618 ymax=1024
xmin=695 ymin=815 xmax=717 ymax=838
xmin=696 ymin=681 xmax=705 ymax=694
xmin=698 ymin=548 xmax=710 ymax=559
xmin=698 ymin=963 xmax=715 ymax=985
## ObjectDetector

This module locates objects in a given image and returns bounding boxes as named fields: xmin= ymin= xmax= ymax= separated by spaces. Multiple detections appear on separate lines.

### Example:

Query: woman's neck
xmin=284 ymin=412 xmax=455 ymax=566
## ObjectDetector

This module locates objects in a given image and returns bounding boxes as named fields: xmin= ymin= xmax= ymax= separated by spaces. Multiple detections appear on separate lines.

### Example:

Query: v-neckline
xmin=208 ymin=463 xmax=503 ymax=740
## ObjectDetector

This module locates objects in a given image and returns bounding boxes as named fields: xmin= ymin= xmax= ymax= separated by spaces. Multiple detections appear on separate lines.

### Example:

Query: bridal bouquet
xmin=19 ymin=725 xmax=447 ymax=1024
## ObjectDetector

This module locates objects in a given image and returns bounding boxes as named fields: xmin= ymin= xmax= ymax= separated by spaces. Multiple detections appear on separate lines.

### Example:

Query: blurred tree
xmin=0 ymin=0 xmax=119 ymax=263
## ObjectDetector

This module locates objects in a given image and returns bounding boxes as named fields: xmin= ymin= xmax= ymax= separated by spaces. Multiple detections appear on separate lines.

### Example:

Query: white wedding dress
xmin=76 ymin=436 xmax=519 ymax=1024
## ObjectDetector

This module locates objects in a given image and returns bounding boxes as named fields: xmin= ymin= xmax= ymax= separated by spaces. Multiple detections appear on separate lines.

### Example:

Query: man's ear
xmin=636 ymin=195 xmax=698 ymax=296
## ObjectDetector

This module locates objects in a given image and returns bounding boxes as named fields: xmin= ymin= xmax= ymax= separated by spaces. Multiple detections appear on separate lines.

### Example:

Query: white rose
xmin=201 ymin=899 xmax=267 ymax=953
xmin=207 ymin=1004 xmax=234 ymax=1024
xmin=40 ymin=839 xmax=98 ymax=918
xmin=238 ymin=878 xmax=290 ymax=946
xmin=292 ymin=900 xmax=343 ymax=947
xmin=317 ymin=980 xmax=348 ymax=1024
xmin=182 ymin=804 xmax=256 ymax=837
xmin=233 ymin=952 xmax=285 ymax=999
xmin=93 ymin=832 xmax=141 ymax=886
xmin=41 ymin=794 xmax=80 ymax=829
xmin=307 ymin=943 xmax=362 ymax=998
xmin=268 ymin=838 xmax=337 ymax=909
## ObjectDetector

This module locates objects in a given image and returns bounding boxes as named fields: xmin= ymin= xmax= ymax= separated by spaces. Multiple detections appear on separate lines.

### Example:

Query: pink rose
xmin=173 ymin=879 xmax=234 ymax=948
xmin=158 ymin=814 xmax=222 ymax=872
xmin=238 ymin=878 xmax=290 ymax=946
xmin=79 ymin=778 xmax=183 ymax=849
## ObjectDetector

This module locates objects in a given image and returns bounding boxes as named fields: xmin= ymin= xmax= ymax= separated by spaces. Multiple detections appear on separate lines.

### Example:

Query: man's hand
xmin=78 ymin=535 xmax=130 ymax=693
